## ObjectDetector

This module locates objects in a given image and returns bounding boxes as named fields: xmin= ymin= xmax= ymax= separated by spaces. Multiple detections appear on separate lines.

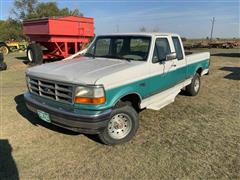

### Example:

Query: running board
xmin=144 ymin=88 xmax=180 ymax=110
xmin=140 ymin=78 xmax=192 ymax=110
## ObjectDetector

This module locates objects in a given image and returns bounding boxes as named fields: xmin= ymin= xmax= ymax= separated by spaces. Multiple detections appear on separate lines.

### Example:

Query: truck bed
xmin=186 ymin=52 xmax=210 ymax=64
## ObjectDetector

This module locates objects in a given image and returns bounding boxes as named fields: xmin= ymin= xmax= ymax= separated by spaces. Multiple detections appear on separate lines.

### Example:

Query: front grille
xmin=28 ymin=76 xmax=74 ymax=103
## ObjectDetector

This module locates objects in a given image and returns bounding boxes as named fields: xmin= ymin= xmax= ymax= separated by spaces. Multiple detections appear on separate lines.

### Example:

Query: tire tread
xmin=27 ymin=44 xmax=43 ymax=64
xmin=98 ymin=102 xmax=139 ymax=145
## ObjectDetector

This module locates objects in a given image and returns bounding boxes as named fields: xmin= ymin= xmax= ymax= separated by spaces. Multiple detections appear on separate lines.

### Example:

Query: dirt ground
xmin=0 ymin=48 xmax=239 ymax=179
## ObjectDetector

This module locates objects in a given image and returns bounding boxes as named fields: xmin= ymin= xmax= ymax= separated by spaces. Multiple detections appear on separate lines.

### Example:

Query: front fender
xmin=105 ymin=86 xmax=142 ymax=108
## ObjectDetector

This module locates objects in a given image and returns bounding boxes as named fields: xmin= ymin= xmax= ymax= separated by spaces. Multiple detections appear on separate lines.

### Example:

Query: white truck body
xmin=24 ymin=32 xmax=210 ymax=144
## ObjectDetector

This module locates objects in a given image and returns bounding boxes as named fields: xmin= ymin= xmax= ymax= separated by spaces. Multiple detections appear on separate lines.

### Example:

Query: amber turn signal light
xmin=74 ymin=97 xmax=105 ymax=104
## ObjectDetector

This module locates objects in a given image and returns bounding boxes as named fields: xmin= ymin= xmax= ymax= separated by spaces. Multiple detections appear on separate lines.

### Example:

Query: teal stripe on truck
xmin=74 ymin=59 xmax=209 ymax=111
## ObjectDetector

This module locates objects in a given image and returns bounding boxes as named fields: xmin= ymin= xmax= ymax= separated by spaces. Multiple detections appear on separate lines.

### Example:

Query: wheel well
xmin=196 ymin=67 xmax=203 ymax=75
xmin=119 ymin=93 xmax=141 ymax=111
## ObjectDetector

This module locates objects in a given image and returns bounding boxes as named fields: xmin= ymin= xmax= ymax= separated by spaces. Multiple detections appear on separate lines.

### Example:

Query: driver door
xmin=148 ymin=36 xmax=178 ymax=95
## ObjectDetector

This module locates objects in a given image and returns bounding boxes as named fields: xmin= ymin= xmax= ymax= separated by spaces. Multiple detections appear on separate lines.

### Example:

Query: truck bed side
xmin=185 ymin=52 xmax=210 ymax=78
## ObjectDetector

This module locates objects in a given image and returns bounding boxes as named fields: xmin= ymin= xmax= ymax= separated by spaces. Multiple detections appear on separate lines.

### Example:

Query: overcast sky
xmin=0 ymin=0 xmax=239 ymax=38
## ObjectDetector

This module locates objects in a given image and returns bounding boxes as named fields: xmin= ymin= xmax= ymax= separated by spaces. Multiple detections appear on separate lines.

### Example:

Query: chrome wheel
xmin=194 ymin=77 xmax=200 ymax=92
xmin=108 ymin=113 xmax=132 ymax=140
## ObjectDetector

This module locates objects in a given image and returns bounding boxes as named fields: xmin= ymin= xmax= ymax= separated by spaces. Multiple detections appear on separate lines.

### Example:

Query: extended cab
xmin=24 ymin=33 xmax=210 ymax=145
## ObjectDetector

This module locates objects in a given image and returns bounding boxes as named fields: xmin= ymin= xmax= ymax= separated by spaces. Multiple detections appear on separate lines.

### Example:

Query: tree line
xmin=0 ymin=0 xmax=83 ymax=41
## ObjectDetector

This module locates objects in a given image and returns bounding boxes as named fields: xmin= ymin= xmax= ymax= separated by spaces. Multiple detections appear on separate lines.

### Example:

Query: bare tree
xmin=139 ymin=26 xmax=147 ymax=32
xmin=152 ymin=26 xmax=160 ymax=32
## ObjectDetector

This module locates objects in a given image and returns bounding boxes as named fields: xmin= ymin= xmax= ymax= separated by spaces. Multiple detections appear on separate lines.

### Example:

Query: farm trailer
xmin=23 ymin=16 xmax=94 ymax=64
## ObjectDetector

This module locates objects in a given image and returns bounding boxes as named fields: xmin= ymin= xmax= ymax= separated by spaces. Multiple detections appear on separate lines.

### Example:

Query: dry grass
xmin=0 ymin=49 xmax=240 ymax=179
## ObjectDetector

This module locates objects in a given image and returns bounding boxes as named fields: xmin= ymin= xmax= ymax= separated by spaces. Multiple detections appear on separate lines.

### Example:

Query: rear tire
xmin=185 ymin=73 xmax=201 ymax=96
xmin=98 ymin=102 xmax=139 ymax=145
xmin=0 ymin=45 xmax=9 ymax=55
xmin=27 ymin=44 xmax=43 ymax=64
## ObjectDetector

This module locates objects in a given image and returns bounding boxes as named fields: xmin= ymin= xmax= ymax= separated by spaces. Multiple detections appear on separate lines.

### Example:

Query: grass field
xmin=0 ymin=49 xmax=239 ymax=179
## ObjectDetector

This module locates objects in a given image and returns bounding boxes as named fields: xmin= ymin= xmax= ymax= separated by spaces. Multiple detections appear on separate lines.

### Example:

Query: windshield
xmin=85 ymin=36 xmax=151 ymax=61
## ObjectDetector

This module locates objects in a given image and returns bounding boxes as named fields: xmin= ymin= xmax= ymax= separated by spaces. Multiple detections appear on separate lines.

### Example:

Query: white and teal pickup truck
xmin=24 ymin=33 xmax=210 ymax=145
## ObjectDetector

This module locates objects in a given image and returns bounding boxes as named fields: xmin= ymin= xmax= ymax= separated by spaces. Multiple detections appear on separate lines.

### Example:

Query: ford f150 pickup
xmin=24 ymin=33 xmax=210 ymax=145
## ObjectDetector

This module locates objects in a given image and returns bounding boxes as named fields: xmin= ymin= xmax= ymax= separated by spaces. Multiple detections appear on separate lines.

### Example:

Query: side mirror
xmin=166 ymin=52 xmax=176 ymax=61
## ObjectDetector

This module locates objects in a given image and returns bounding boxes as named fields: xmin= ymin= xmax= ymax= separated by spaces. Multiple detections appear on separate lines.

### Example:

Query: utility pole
xmin=210 ymin=17 xmax=215 ymax=41
xmin=116 ymin=24 xmax=119 ymax=33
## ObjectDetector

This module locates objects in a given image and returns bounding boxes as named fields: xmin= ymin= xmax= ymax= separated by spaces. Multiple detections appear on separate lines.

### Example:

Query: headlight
xmin=74 ymin=85 xmax=105 ymax=104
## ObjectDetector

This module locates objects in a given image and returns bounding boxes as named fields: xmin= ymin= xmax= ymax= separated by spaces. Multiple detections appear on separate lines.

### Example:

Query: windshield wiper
xmin=119 ymin=57 xmax=134 ymax=61
xmin=86 ymin=54 xmax=136 ymax=62
xmin=106 ymin=55 xmax=133 ymax=62
xmin=97 ymin=55 xmax=120 ymax=59
xmin=84 ymin=52 xmax=95 ymax=58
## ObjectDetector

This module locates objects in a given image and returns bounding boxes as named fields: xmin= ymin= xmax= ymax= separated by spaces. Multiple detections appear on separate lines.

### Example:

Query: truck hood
xmin=26 ymin=57 xmax=142 ymax=84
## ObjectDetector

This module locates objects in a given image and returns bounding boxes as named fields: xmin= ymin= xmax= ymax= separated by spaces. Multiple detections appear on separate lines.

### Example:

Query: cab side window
xmin=152 ymin=38 xmax=171 ymax=63
xmin=172 ymin=37 xmax=183 ymax=60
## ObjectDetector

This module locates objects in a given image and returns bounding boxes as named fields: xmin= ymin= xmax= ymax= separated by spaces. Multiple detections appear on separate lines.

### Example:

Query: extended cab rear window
xmin=172 ymin=37 xmax=183 ymax=60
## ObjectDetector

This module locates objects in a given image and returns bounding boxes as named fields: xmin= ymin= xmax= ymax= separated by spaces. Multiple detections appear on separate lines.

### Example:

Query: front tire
xmin=99 ymin=102 xmax=139 ymax=145
xmin=185 ymin=73 xmax=201 ymax=96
